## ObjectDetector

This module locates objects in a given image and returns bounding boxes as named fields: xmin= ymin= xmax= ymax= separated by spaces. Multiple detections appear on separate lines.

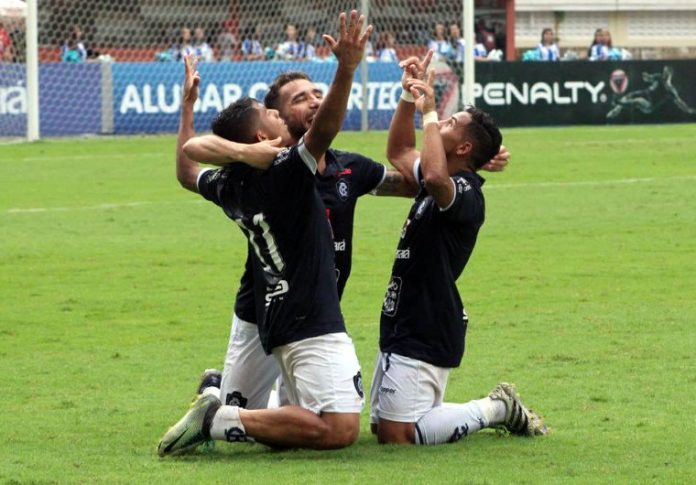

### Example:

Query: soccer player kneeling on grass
xmin=158 ymin=10 xmax=373 ymax=455
xmin=371 ymin=65 xmax=547 ymax=445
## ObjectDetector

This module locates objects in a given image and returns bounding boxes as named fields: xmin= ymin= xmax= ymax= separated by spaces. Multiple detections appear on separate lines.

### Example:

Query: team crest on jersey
xmin=456 ymin=178 xmax=472 ymax=193
xmin=382 ymin=276 xmax=402 ymax=317
xmin=336 ymin=179 xmax=350 ymax=201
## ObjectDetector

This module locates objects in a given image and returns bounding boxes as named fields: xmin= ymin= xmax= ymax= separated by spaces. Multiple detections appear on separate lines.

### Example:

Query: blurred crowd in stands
xmin=0 ymin=16 xmax=633 ymax=64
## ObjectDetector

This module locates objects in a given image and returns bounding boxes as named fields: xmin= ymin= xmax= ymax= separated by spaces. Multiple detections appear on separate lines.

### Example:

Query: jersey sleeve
xmin=440 ymin=175 xmax=484 ymax=224
xmin=272 ymin=137 xmax=317 ymax=174
xmin=352 ymin=156 xmax=387 ymax=195
xmin=196 ymin=168 xmax=224 ymax=206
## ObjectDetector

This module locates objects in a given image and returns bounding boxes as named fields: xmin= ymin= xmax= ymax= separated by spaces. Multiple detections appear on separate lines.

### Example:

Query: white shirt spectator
xmin=452 ymin=39 xmax=487 ymax=63
xmin=242 ymin=38 xmax=263 ymax=58
xmin=537 ymin=43 xmax=560 ymax=61
xmin=428 ymin=39 xmax=454 ymax=62
xmin=377 ymin=47 xmax=398 ymax=63
xmin=589 ymin=44 xmax=610 ymax=61
xmin=193 ymin=42 xmax=214 ymax=62
xmin=277 ymin=40 xmax=303 ymax=60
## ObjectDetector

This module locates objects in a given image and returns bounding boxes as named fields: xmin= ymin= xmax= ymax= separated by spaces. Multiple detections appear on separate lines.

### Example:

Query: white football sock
xmin=415 ymin=402 xmax=488 ymax=445
xmin=474 ymin=397 xmax=507 ymax=426
xmin=210 ymin=405 xmax=249 ymax=442
xmin=201 ymin=386 xmax=221 ymax=398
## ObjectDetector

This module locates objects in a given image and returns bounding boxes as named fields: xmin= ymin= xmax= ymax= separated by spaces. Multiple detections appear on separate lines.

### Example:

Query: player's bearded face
xmin=279 ymin=80 xmax=324 ymax=141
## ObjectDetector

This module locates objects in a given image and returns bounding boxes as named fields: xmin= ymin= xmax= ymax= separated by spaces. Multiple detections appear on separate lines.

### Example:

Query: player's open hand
xmin=481 ymin=145 xmax=510 ymax=172
xmin=323 ymin=10 xmax=373 ymax=72
xmin=399 ymin=50 xmax=433 ymax=92
xmin=183 ymin=54 xmax=200 ymax=105
xmin=246 ymin=137 xmax=284 ymax=166
xmin=407 ymin=70 xmax=436 ymax=115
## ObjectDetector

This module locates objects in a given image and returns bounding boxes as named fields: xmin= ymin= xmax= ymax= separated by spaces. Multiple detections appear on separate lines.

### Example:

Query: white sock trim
xmin=210 ymin=405 xmax=249 ymax=442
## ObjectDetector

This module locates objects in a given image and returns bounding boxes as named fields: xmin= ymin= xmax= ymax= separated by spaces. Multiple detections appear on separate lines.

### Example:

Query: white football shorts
xmin=370 ymin=351 xmax=450 ymax=424
xmin=272 ymin=332 xmax=364 ymax=414
xmin=219 ymin=314 xmax=280 ymax=409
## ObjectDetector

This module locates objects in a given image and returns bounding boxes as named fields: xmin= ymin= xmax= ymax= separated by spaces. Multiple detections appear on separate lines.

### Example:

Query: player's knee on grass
xmin=319 ymin=412 xmax=360 ymax=449
xmin=377 ymin=419 xmax=415 ymax=445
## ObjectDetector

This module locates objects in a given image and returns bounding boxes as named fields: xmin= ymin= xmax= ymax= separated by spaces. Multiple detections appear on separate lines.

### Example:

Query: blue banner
xmin=112 ymin=61 xmax=403 ymax=134
xmin=0 ymin=64 xmax=101 ymax=137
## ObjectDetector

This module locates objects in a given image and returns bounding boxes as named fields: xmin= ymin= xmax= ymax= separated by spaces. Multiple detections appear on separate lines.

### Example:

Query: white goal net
xmin=1 ymin=0 xmax=500 ymax=139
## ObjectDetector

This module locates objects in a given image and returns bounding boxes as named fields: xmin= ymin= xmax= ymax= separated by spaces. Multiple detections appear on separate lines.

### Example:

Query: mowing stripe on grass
xmin=4 ymin=174 xmax=695 ymax=214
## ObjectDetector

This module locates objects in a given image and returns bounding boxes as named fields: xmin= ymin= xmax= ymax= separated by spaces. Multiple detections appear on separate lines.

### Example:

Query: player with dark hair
xmin=158 ymin=10 xmax=374 ymax=455
xmin=370 ymin=61 xmax=547 ymax=445
xmin=178 ymin=52 xmax=511 ymax=420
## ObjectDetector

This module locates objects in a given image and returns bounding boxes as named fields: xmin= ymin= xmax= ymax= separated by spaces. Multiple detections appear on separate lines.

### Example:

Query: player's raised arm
xmin=176 ymin=56 xmax=284 ymax=192
xmin=303 ymin=10 xmax=373 ymax=162
xmin=176 ymin=55 xmax=204 ymax=192
xmin=408 ymin=71 xmax=454 ymax=209
xmin=386 ymin=51 xmax=432 ymax=186
xmin=183 ymin=134 xmax=283 ymax=168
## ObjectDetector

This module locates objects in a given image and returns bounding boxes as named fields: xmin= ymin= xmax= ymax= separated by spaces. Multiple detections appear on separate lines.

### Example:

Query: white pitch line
xmin=4 ymin=199 xmax=204 ymax=214
xmin=486 ymin=174 xmax=696 ymax=190
xmin=4 ymin=175 xmax=695 ymax=214
xmin=15 ymin=152 xmax=167 ymax=163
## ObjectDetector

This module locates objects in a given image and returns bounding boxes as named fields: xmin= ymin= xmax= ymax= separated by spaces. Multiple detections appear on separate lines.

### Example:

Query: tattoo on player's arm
xmin=373 ymin=171 xmax=418 ymax=197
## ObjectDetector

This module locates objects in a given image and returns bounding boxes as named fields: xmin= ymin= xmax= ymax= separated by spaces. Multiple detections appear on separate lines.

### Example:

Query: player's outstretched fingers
xmin=337 ymin=11 xmax=347 ymax=40
xmin=420 ymin=50 xmax=434 ymax=72
xmin=346 ymin=10 xmax=358 ymax=38
xmin=426 ymin=69 xmax=436 ymax=87
xmin=359 ymin=24 xmax=374 ymax=47
xmin=399 ymin=56 xmax=421 ymax=68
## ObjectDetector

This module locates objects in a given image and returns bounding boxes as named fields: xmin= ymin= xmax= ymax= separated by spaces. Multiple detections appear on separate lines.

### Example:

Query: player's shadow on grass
xmin=160 ymin=430 xmax=526 ymax=463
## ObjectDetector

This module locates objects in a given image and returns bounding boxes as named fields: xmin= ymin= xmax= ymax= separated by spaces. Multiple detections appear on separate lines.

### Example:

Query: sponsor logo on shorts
xmin=379 ymin=386 xmax=396 ymax=394
xmin=353 ymin=371 xmax=364 ymax=398
xmin=334 ymin=239 xmax=346 ymax=251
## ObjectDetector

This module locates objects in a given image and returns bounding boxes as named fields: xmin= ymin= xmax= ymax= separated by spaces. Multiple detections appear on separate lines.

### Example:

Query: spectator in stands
xmin=449 ymin=22 xmax=488 ymax=62
xmin=301 ymin=26 xmax=317 ymax=61
xmin=178 ymin=27 xmax=195 ymax=61
xmin=217 ymin=19 xmax=238 ymax=62
xmin=0 ymin=21 xmax=13 ymax=63
xmin=475 ymin=18 xmax=496 ymax=52
xmin=588 ymin=28 xmax=608 ymax=60
xmin=537 ymin=28 xmax=560 ymax=61
xmin=375 ymin=31 xmax=398 ymax=62
xmin=241 ymin=25 xmax=265 ymax=61
xmin=61 ymin=35 xmax=84 ymax=63
xmin=61 ymin=25 xmax=88 ymax=63
xmin=428 ymin=22 xmax=454 ymax=62
xmin=277 ymin=23 xmax=303 ymax=60
xmin=193 ymin=27 xmax=214 ymax=62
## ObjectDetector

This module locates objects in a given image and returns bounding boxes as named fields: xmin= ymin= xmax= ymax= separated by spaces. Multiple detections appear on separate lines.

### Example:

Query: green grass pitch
xmin=1 ymin=124 xmax=695 ymax=483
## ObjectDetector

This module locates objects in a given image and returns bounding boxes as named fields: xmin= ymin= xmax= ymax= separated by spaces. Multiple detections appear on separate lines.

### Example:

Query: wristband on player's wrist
xmin=422 ymin=111 xmax=438 ymax=126
xmin=400 ymin=89 xmax=415 ymax=103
